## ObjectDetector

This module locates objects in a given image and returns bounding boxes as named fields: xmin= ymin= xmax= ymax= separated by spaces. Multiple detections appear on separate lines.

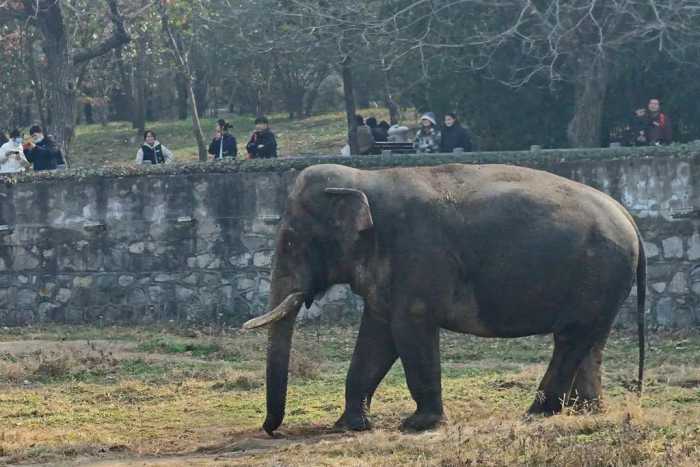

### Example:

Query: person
xmin=23 ymin=125 xmax=65 ymax=171
xmin=414 ymin=112 xmax=441 ymax=153
xmin=135 ymin=130 xmax=174 ymax=165
xmin=0 ymin=129 xmax=31 ymax=174
xmin=646 ymin=98 xmax=672 ymax=145
xmin=366 ymin=117 xmax=388 ymax=143
xmin=440 ymin=113 xmax=472 ymax=153
xmin=208 ymin=119 xmax=237 ymax=159
xmin=354 ymin=115 xmax=375 ymax=155
xmin=246 ymin=116 xmax=278 ymax=159
xmin=625 ymin=108 xmax=649 ymax=146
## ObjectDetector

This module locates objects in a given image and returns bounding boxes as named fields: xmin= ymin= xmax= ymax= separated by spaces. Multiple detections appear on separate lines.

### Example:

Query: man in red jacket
xmin=646 ymin=98 xmax=672 ymax=145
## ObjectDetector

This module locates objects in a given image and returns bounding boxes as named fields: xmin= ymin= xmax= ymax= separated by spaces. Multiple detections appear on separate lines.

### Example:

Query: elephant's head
xmin=242 ymin=166 xmax=374 ymax=435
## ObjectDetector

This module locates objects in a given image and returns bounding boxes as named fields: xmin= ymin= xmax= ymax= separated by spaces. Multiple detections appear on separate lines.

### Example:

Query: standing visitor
xmin=208 ymin=119 xmax=238 ymax=160
xmin=135 ymin=130 xmax=174 ymax=165
xmin=440 ymin=113 xmax=472 ymax=153
xmin=0 ymin=129 xmax=31 ymax=174
xmin=413 ymin=112 xmax=441 ymax=153
xmin=246 ymin=116 xmax=278 ymax=159
xmin=23 ymin=125 xmax=65 ymax=171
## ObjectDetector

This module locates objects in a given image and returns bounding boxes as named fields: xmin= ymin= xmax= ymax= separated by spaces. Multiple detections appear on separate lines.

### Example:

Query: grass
xmin=70 ymin=108 xmax=403 ymax=167
xmin=0 ymin=325 xmax=699 ymax=465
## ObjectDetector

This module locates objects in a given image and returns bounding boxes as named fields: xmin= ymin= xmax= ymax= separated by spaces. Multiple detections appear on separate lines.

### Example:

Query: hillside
xmin=70 ymin=109 xmax=405 ymax=168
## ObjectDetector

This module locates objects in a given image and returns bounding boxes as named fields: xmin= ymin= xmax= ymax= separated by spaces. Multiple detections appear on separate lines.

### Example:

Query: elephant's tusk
xmin=242 ymin=292 xmax=305 ymax=330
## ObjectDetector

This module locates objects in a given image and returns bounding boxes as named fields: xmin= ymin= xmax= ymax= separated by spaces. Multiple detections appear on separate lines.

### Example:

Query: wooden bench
xmin=371 ymin=141 xmax=415 ymax=155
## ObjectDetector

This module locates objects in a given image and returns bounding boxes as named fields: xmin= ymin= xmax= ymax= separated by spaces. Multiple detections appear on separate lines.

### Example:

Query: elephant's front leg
xmin=336 ymin=311 xmax=398 ymax=431
xmin=392 ymin=315 xmax=444 ymax=431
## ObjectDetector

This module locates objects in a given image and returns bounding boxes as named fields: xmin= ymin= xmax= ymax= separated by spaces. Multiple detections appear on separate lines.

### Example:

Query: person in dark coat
xmin=135 ymin=130 xmax=174 ymax=164
xmin=366 ymin=117 xmax=388 ymax=142
xmin=246 ymin=116 xmax=278 ymax=159
xmin=208 ymin=119 xmax=238 ymax=159
xmin=440 ymin=113 xmax=472 ymax=153
xmin=646 ymin=98 xmax=672 ymax=145
xmin=23 ymin=125 xmax=65 ymax=171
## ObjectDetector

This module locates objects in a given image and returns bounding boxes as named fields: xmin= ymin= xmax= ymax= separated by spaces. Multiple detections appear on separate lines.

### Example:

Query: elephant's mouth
xmin=242 ymin=292 xmax=305 ymax=330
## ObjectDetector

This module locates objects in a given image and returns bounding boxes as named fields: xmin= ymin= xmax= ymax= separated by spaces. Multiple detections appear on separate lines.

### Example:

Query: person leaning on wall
xmin=208 ymin=119 xmax=238 ymax=160
xmin=23 ymin=125 xmax=65 ymax=171
xmin=0 ymin=129 xmax=31 ymax=174
xmin=135 ymin=130 xmax=174 ymax=165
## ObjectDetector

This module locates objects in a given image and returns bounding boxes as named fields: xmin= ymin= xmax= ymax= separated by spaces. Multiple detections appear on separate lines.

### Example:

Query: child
xmin=246 ymin=116 xmax=277 ymax=159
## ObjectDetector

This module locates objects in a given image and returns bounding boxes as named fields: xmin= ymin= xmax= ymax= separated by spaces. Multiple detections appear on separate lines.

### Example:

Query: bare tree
xmin=157 ymin=0 xmax=207 ymax=161
xmin=0 ymin=0 xmax=130 ymax=162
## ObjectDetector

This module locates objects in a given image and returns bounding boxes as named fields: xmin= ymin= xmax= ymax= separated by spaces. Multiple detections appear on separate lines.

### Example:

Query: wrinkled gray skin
xmin=248 ymin=163 xmax=646 ymax=435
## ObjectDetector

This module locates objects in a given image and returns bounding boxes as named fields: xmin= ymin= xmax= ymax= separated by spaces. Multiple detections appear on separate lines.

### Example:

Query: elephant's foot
xmin=527 ymin=391 xmax=563 ymax=416
xmin=334 ymin=411 xmax=372 ymax=432
xmin=400 ymin=411 xmax=445 ymax=432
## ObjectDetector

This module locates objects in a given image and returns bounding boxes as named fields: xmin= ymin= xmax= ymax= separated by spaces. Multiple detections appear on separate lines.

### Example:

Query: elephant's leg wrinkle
xmin=336 ymin=311 xmax=397 ymax=431
xmin=528 ymin=330 xmax=596 ymax=415
xmin=392 ymin=318 xmax=444 ymax=431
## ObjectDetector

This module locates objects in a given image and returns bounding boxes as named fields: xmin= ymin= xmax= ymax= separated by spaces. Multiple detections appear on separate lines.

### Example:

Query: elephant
xmin=243 ymin=163 xmax=646 ymax=435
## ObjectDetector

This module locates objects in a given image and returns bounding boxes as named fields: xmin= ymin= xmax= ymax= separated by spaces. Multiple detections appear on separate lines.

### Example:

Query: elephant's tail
xmin=636 ymin=231 xmax=647 ymax=396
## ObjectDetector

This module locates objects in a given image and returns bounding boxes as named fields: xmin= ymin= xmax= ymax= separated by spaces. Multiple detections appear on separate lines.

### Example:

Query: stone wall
xmin=1 ymin=145 xmax=699 ymax=328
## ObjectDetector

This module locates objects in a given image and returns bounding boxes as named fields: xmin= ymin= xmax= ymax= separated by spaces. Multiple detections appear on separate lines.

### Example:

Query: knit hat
xmin=420 ymin=112 xmax=437 ymax=126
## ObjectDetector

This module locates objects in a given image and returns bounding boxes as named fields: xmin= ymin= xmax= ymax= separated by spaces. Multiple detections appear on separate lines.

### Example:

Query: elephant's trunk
xmin=244 ymin=272 xmax=306 ymax=436
xmin=263 ymin=311 xmax=298 ymax=435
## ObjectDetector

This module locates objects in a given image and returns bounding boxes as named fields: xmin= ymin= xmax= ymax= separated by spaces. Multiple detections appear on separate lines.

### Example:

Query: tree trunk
xmin=134 ymin=34 xmax=147 ymax=133
xmin=115 ymin=47 xmax=135 ymax=122
xmin=175 ymin=73 xmax=189 ymax=120
xmin=567 ymin=56 xmax=608 ymax=148
xmin=34 ymin=2 xmax=75 ymax=164
xmin=341 ymin=57 xmax=358 ymax=155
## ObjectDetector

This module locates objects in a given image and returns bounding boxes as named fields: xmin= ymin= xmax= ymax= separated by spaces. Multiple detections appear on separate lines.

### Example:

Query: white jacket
xmin=0 ymin=141 xmax=30 ymax=174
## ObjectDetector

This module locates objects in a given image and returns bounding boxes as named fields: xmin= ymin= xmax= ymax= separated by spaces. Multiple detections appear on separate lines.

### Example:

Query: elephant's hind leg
xmin=528 ymin=328 xmax=596 ymax=415
xmin=568 ymin=338 xmax=608 ymax=412
xmin=335 ymin=311 xmax=398 ymax=431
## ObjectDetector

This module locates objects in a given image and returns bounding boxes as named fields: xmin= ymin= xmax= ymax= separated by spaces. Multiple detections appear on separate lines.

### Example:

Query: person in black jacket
xmin=440 ymin=113 xmax=472 ymax=153
xmin=366 ymin=117 xmax=388 ymax=142
xmin=23 ymin=125 xmax=66 ymax=171
xmin=246 ymin=116 xmax=277 ymax=159
xmin=208 ymin=119 xmax=237 ymax=160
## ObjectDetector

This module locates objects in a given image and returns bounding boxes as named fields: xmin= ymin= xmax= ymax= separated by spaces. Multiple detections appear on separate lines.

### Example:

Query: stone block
xmin=229 ymin=252 xmax=252 ymax=268
xmin=56 ymin=288 xmax=72 ymax=304
xmin=667 ymin=272 xmax=688 ymax=294
xmin=73 ymin=276 xmax=94 ymax=288
xmin=662 ymin=237 xmax=684 ymax=259
xmin=643 ymin=241 xmax=660 ymax=259
xmin=118 ymin=275 xmax=135 ymax=287
xmin=687 ymin=233 xmax=700 ymax=261
xmin=253 ymin=250 xmax=274 ymax=268
xmin=128 ymin=242 xmax=145 ymax=254
xmin=17 ymin=289 xmax=37 ymax=308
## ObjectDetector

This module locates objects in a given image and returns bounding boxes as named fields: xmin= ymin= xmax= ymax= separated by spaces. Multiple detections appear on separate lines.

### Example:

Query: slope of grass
xmin=71 ymin=109 xmax=399 ymax=167
xmin=1 ymin=325 xmax=700 ymax=465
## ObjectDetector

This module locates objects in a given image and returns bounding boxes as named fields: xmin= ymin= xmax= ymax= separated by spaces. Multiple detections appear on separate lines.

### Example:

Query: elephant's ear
xmin=324 ymin=188 xmax=374 ymax=234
